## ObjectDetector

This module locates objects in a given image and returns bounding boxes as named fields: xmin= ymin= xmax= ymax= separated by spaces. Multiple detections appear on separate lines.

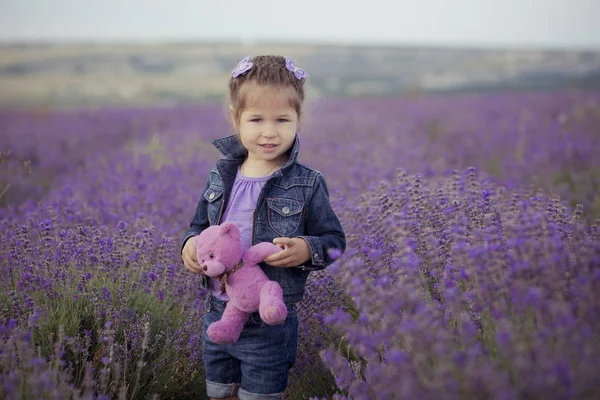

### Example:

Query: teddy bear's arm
xmin=244 ymin=242 xmax=282 ymax=265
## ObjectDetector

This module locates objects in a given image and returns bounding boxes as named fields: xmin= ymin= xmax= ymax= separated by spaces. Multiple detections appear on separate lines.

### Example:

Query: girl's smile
xmin=258 ymin=143 xmax=278 ymax=152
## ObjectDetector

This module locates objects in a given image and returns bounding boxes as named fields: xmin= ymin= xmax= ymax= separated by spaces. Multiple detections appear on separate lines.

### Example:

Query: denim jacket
xmin=181 ymin=134 xmax=346 ymax=304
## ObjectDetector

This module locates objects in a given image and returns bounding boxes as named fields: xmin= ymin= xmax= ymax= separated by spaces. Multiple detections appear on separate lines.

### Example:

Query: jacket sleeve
xmin=297 ymin=173 xmax=346 ymax=271
xmin=181 ymin=178 xmax=211 ymax=254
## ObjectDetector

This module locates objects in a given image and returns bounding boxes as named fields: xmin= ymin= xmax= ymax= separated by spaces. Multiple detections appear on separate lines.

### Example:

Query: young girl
xmin=181 ymin=55 xmax=346 ymax=400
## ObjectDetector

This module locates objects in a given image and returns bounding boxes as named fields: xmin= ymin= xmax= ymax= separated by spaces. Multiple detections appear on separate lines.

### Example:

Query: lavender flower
xmin=1 ymin=88 xmax=599 ymax=398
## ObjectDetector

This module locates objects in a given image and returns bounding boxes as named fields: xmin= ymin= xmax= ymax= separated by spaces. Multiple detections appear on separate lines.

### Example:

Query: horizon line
xmin=1 ymin=37 xmax=599 ymax=53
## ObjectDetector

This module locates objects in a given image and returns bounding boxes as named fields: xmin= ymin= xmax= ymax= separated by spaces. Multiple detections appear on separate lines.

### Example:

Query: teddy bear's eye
xmin=209 ymin=253 xmax=214 ymax=259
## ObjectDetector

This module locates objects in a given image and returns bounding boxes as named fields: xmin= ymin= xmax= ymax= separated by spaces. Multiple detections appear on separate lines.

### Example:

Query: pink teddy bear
xmin=195 ymin=221 xmax=288 ymax=344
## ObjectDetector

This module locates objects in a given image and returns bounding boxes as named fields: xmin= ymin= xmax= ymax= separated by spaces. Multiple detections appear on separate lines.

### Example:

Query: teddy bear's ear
xmin=220 ymin=221 xmax=240 ymax=241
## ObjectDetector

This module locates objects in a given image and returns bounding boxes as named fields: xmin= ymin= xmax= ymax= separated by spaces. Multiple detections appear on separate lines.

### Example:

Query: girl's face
xmin=232 ymin=84 xmax=299 ymax=165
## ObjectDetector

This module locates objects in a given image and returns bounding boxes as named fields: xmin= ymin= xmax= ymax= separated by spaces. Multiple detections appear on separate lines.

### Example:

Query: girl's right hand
xmin=182 ymin=236 xmax=204 ymax=274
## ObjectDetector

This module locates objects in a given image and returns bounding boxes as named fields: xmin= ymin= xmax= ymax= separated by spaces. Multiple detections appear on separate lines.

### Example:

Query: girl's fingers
xmin=267 ymin=254 xmax=296 ymax=267
xmin=273 ymin=237 xmax=294 ymax=249
xmin=270 ymin=253 xmax=302 ymax=267
xmin=183 ymin=254 xmax=202 ymax=274
xmin=186 ymin=246 xmax=197 ymax=262
xmin=264 ymin=248 xmax=289 ymax=263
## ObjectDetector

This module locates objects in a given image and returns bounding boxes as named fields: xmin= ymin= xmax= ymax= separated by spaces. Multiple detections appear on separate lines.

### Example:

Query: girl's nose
xmin=262 ymin=125 xmax=277 ymax=137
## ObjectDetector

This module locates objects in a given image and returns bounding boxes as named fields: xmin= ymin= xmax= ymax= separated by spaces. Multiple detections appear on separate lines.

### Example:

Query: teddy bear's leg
xmin=207 ymin=302 xmax=250 ymax=344
xmin=258 ymin=281 xmax=287 ymax=325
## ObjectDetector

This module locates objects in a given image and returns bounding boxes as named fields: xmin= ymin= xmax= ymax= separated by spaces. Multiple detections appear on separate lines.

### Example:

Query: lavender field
xmin=1 ymin=89 xmax=600 ymax=399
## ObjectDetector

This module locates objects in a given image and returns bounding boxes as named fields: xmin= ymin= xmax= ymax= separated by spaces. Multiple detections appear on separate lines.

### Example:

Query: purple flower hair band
xmin=285 ymin=57 xmax=308 ymax=80
xmin=232 ymin=56 xmax=253 ymax=78
xmin=231 ymin=55 xmax=309 ymax=80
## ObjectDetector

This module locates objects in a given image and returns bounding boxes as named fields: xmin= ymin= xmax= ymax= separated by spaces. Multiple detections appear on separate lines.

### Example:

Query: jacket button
xmin=208 ymin=192 xmax=215 ymax=200
xmin=282 ymin=206 xmax=290 ymax=215
xmin=314 ymin=253 xmax=319 ymax=259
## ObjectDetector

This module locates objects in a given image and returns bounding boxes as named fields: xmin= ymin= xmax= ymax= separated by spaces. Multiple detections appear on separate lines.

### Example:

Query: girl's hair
xmin=228 ymin=55 xmax=306 ymax=125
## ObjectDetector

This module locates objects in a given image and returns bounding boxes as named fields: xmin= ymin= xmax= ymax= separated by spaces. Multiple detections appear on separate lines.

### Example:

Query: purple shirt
xmin=208 ymin=167 xmax=271 ymax=300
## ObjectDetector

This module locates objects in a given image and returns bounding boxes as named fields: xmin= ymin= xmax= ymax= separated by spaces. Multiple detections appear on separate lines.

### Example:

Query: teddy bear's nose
xmin=202 ymin=265 xmax=207 ymax=271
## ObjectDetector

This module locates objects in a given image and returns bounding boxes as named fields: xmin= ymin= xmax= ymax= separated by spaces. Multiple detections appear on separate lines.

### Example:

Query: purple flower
xmin=2 ymin=87 xmax=600 ymax=399
xmin=327 ymin=247 xmax=343 ymax=260
xmin=232 ymin=56 xmax=253 ymax=77
xmin=285 ymin=57 xmax=308 ymax=80
xmin=101 ymin=287 xmax=111 ymax=302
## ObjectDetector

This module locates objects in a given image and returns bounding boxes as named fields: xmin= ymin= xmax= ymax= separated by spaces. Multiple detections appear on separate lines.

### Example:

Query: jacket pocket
xmin=204 ymin=184 xmax=223 ymax=225
xmin=267 ymin=197 xmax=304 ymax=237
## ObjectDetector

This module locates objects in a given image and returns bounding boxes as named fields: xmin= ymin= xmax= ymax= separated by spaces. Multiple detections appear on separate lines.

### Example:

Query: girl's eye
xmin=250 ymin=118 xmax=262 ymax=122
xmin=209 ymin=253 xmax=214 ymax=259
xmin=277 ymin=119 xmax=289 ymax=123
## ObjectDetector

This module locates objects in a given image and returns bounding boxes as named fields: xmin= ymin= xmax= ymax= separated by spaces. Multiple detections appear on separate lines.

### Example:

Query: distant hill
xmin=1 ymin=41 xmax=599 ymax=108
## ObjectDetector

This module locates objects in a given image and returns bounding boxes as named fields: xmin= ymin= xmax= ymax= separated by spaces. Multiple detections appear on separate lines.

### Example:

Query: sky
xmin=1 ymin=0 xmax=599 ymax=50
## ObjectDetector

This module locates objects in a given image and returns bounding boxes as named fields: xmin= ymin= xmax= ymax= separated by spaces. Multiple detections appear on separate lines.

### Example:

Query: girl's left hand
xmin=264 ymin=237 xmax=311 ymax=267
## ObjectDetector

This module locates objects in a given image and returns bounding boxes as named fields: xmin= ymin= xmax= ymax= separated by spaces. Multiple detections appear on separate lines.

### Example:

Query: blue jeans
xmin=202 ymin=295 xmax=298 ymax=399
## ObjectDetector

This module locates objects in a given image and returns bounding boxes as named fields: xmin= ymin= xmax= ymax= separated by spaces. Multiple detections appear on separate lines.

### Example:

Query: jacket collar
xmin=211 ymin=133 xmax=301 ymax=172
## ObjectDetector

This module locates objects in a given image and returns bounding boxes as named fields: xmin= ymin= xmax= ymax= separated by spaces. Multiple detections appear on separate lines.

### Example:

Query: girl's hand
xmin=182 ymin=236 xmax=204 ymax=275
xmin=264 ymin=237 xmax=311 ymax=268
